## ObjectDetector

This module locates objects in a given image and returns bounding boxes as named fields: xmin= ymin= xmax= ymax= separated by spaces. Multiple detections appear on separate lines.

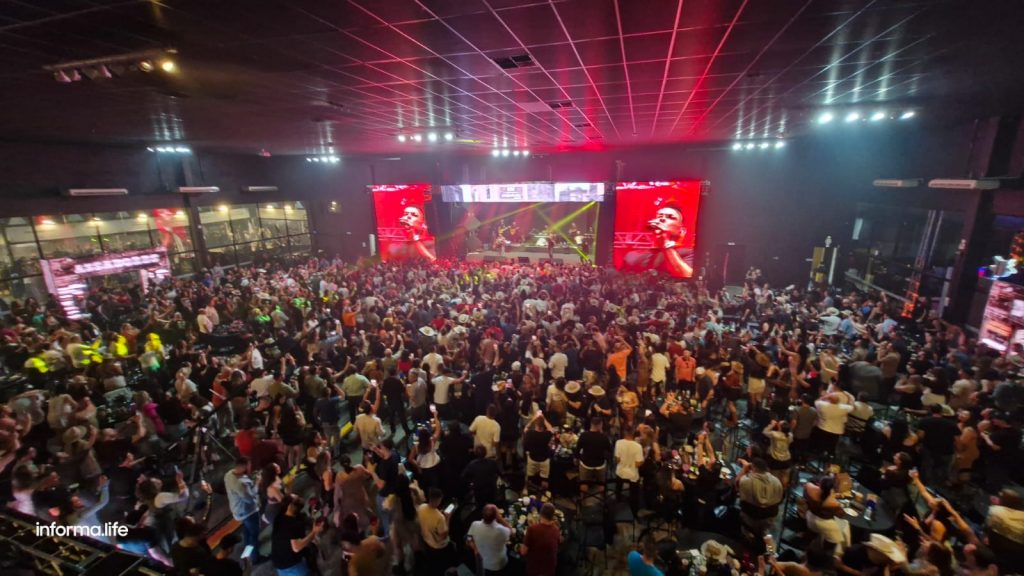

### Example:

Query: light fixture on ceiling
xmin=732 ymin=142 xmax=743 ymax=151
xmin=758 ymin=142 xmax=770 ymax=149
xmin=844 ymin=111 xmax=861 ymax=123
xmin=745 ymin=143 xmax=755 ymax=150
xmin=159 ymin=59 xmax=176 ymax=73
xmin=306 ymin=155 xmax=339 ymax=163
xmin=491 ymin=149 xmax=500 ymax=157
xmin=54 ymin=70 xmax=73 ymax=83
xmin=900 ymin=110 xmax=916 ymax=120
xmin=512 ymin=150 xmax=521 ymax=156
xmin=500 ymin=149 xmax=510 ymax=157
xmin=522 ymin=149 xmax=530 ymax=157
xmin=427 ymin=132 xmax=438 ymax=142
xmin=775 ymin=141 xmax=786 ymax=149
xmin=149 ymin=145 xmax=191 ymax=154
xmin=444 ymin=132 xmax=454 ymax=141
xmin=870 ymin=110 xmax=886 ymax=121
xmin=411 ymin=134 xmax=422 ymax=142
xmin=138 ymin=60 xmax=155 ymax=72
xmin=46 ymin=48 xmax=176 ymax=83
xmin=397 ymin=134 xmax=407 ymax=142
xmin=818 ymin=112 xmax=834 ymax=124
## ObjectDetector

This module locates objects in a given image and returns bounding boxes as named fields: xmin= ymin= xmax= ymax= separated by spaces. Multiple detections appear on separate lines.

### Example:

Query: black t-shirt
xmin=990 ymin=426 xmax=1022 ymax=457
xmin=668 ymin=411 xmax=693 ymax=434
xmin=523 ymin=429 xmax=553 ymax=461
xmin=382 ymin=376 xmax=405 ymax=405
xmin=170 ymin=541 xmax=214 ymax=575
xmin=840 ymin=543 xmax=873 ymax=573
xmin=581 ymin=348 xmax=604 ymax=372
xmin=462 ymin=457 xmax=499 ymax=503
xmin=271 ymin=513 xmax=308 ymax=569
xmin=577 ymin=430 xmax=612 ymax=468
xmin=377 ymin=452 xmax=400 ymax=497
xmin=208 ymin=557 xmax=244 ymax=576
xmin=918 ymin=416 xmax=959 ymax=455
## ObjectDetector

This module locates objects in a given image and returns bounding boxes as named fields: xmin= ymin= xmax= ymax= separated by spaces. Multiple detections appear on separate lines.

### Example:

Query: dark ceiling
xmin=1 ymin=0 xmax=1023 ymax=155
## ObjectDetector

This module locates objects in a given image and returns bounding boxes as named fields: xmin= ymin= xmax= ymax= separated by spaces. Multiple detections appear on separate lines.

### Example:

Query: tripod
xmin=184 ymin=418 xmax=235 ymax=510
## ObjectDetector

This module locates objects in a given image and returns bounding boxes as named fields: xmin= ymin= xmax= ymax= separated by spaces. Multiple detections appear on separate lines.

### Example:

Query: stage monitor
xmin=612 ymin=180 xmax=703 ymax=278
xmin=440 ymin=182 xmax=604 ymax=203
xmin=979 ymin=280 xmax=1024 ymax=353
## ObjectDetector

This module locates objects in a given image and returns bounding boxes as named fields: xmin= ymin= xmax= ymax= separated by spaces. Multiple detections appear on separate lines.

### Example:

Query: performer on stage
xmin=390 ymin=205 xmax=436 ymax=261
xmin=621 ymin=202 xmax=693 ymax=277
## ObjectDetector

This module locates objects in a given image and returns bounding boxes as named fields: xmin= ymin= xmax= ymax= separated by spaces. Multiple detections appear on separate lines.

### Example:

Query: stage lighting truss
xmin=397 ymin=128 xmax=457 ymax=144
xmin=814 ymin=108 xmax=916 ymax=126
xmin=45 ymin=48 xmax=178 ymax=83
xmin=147 ymin=145 xmax=191 ymax=154
xmin=305 ymin=155 xmax=340 ymax=164
xmin=491 ymin=148 xmax=529 ymax=158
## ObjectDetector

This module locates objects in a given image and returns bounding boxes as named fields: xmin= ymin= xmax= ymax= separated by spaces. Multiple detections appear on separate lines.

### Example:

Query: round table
xmin=837 ymin=484 xmax=897 ymax=536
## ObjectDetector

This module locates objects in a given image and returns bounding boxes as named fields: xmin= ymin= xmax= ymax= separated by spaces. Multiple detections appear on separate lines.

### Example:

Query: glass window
xmin=0 ymin=276 xmax=46 ymax=303
xmin=170 ymin=251 xmax=197 ymax=276
xmin=235 ymin=242 xmax=256 ymax=265
xmin=290 ymin=234 xmax=311 ymax=249
xmin=285 ymin=202 xmax=308 ymax=235
xmin=206 ymin=246 xmax=236 ymax=267
xmin=199 ymin=206 xmax=235 ymax=248
xmin=230 ymin=205 xmax=260 ymax=244
xmin=35 ymin=214 xmax=103 ymax=258
xmin=151 ymin=209 xmax=194 ymax=255
xmin=8 ymin=243 xmax=41 ymax=276
xmin=95 ymin=211 xmax=155 ymax=253
xmin=259 ymin=203 xmax=289 ymax=239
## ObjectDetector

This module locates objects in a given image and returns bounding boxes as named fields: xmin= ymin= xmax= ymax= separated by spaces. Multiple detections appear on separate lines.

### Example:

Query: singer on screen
xmin=622 ymin=202 xmax=693 ymax=277
xmin=394 ymin=205 xmax=436 ymax=261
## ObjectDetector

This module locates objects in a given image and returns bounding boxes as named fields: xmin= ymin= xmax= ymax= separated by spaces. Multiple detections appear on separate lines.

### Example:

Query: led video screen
xmin=612 ymin=181 xmax=703 ymax=278
xmin=371 ymin=184 xmax=436 ymax=262
xmin=440 ymin=182 xmax=604 ymax=203
xmin=979 ymin=280 xmax=1024 ymax=353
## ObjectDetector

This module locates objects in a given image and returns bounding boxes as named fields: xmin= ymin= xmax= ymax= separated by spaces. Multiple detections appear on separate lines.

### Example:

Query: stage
xmin=466 ymin=249 xmax=585 ymax=264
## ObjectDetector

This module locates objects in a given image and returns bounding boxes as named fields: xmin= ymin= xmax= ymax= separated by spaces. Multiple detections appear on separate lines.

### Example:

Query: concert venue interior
xmin=2 ymin=2 xmax=1024 ymax=576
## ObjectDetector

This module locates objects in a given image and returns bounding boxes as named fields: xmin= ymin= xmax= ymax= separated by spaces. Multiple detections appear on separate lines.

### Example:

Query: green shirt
xmin=342 ymin=373 xmax=369 ymax=399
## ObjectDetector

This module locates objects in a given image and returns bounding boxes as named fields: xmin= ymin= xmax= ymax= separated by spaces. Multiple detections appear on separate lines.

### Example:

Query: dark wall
xmin=0 ymin=121 xmax=977 ymax=282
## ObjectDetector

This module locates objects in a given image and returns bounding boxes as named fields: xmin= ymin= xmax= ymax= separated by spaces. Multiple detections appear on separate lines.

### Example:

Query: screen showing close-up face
xmin=371 ymin=184 xmax=436 ymax=262
xmin=612 ymin=181 xmax=703 ymax=278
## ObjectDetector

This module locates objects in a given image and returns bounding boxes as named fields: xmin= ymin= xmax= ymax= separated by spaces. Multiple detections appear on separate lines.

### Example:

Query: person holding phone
xmin=418 ymin=488 xmax=454 ymax=574
xmin=270 ymin=493 xmax=323 ymax=576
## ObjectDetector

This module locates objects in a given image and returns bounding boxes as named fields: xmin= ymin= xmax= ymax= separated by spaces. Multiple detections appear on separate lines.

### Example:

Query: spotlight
xmin=900 ymin=110 xmax=915 ymax=120
xmin=138 ymin=60 xmax=155 ymax=72
xmin=491 ymin=149 xmax=500 ymax=157
xmin=427 ymin=132 xmax=438 ymax=142
xmin=329 ymin=156 xmax=340 ymax=163
xmin=870 ymin=111 xmax=886 ymax=122
xmin=312 ymin=157 xmax=320 ymax=162
xmin=412 ymin=134 xmax=422 ymax=142
xmin=775 ymin=141 xmax=786 ymax=149
xmin=501 ymin=149 xmax=510 ymax=157
xmin=174 ymin=146 xmax=190 ymax=153
xmin=844 ymin=112 xmax=861 ymax=123
xmin=218 ymin=205 xmax=229 ymax=213
xmin=732 ymin=142 xmax=743 ymax=151
xmin=758 ymin=142 xmax=770 ymax=149
xmin=54 ymin=70 xmax=72 ymax=83
xmin=818 ymin=112 xmax=834 ymax=124
xmin=397 ymin=134 xmax=407 ymax=142
xmin=306 ymin=158 xmax=312 ymax=162
xmin=522 ymin=149 xmax=530 ymax=157
xmin=69 ymin=70 xmax=81 ymax=82
xmin=444 ymin=132 xmax=454 ymax=141
xmin=745 ymin=143 xmax=755 ymax=150
xmin=155 ymin=146 xmax=168 ymax=152
xmin=159 ymin=59 xmax=176 ymax=73
xmin=146 ymin=147 xmax=154 ymax=152
xmin=512 ymin=150 xmax=521 ymax=156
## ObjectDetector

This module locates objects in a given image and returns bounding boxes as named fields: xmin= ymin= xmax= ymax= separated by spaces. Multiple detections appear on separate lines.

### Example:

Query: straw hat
xmin=865 ymin=534 xmax=907 ymax=565
xmin=418 ymin=326 xmax=436 ymax=337
xmin=588 ymin=385 xmax=606 ymax=397
xmin=565 ymin=381 xmax=581 ymax=394
xmin=458 ymin=313 xmax=470 ymax=325
xmin=511 ymin=361 xmax=522 ymax=371
xmin=824 ymin=307 xmax=840 ymax=316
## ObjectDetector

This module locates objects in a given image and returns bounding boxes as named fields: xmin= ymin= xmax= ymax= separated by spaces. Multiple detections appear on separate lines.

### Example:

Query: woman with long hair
xmin=383 ymin=474 xmax=423 ymax=573
xmin=408 ymin=409 xmax=442 ymax=490
xmin=803 ymin=476 xmax=850 ymax=549
xmin=258 ymin=462 xmax=285 ymax=525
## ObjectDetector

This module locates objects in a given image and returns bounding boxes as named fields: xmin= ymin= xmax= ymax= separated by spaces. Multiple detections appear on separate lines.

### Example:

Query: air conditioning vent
xmin=927 ymin=179 xmax=999 ymax=190
xmin=176 ymin=186 xmax=220 ymax=194
xmin=243 ymin=186 xmax=279 ymax=193
xmin=873 ymin=179 xmax=922 ymax=188
xmin=548 ymin=100 xmax=574 ymax=110
xmin=492 ymin=53 xmax=535 ymax=70
xmin=63 ymin=188 xmax=129 ymax=197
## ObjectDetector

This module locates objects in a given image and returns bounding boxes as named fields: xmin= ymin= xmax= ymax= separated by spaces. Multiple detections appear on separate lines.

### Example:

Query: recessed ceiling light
xmin=758 ymin=142 xmax=770 ymax=149
xmin=444 ymin=132 xmax=454 ymax=141
xmin=501 ymin=149 xmax=510 ymax=157
xmin=870 ymin=111 xmax=886 ymax=121
xmin=818 ymin=112 xmax=834 ymax=124
xmin=900 ymin=110 xmax=916 ymax=120
xmin=512 ymin=150 xmax=521 ymax=156
xmin=427 ymin=132 xmax=438 ymax=142
xmin=745 ymin=143 xmax=755 ymax=150
xmin=522 ymin=149 xmax=530 ymax=157
xmin=732 ymin=143 xmax=743 ymax=150
xmin=397 ymin=134 xmax=407 ymax=142
xmin=159 ymin=59 xmax=176 ymax=73
xmin=412 ymin=134 xmax=422 ymax=142
xmin=775 ymin=141 xmax=786 ymax=149
xmin=844 ymin=112 xmax=861 ymax=123
xmin=491 ymin=149 xmax=500 ymax=157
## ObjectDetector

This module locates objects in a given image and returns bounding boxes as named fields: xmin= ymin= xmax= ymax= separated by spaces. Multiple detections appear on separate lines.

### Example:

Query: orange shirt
xmin=342 ymin=310 xmax=357 ymax=328
xmin=675 ymin=356 xmax=696 ymax=382
xmin=607 ymin=347 xmax=631 ymax=380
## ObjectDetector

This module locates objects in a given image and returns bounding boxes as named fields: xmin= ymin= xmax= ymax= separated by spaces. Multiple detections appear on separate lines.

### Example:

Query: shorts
xmin=579 ymin=463 xmax=606 ymax=484
xmin=526 ymin=457 xmax=551 ymax=479
xmin=747 ymin=377 xmax=766 ymax=395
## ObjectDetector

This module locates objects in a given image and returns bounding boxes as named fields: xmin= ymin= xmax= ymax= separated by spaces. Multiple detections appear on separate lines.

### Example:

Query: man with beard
xmin=622 ymin=203 xmax=694 ymax=277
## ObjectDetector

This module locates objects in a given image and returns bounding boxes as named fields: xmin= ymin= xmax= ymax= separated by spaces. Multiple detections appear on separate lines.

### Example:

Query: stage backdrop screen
xmin=440 ymin=182 xmax=604 ymax=203
xmin=371 ymin=184 xmax=436 ymax=262
xmin=978 ymin=280 xmax=1024 ymax=353
xmin=613 ymin=181 xmax=703 ymax=278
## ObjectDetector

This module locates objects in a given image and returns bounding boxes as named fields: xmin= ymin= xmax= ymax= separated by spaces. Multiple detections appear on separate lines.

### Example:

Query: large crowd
xmin=0 ymin=256 xmax=1022 ymax=576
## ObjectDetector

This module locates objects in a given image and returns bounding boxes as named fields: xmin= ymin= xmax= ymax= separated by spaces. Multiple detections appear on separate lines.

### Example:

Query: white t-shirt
xmin=548 ymin=352 xmax=568 ymax=380
xmin=249 ymin=375 xmax=273 ymax=398
xmin=469 ymin=415 xmax=501 ymax=457
xmin=418 ymin=503 xmax=449 ymax=549
xmin=354 ymin=413 xmax=384 ymax=448
xmin=432 ymin=375 xmax=452 ymax=405
xmin=467 ymin=520 xmax=510 ymax=571
xmin=614 ymin=438 xmax=644 ymax=482
xmin=249 ymin=347 xmax=264 ymax=371
xmin=530 ymin=356 xmax=547 ymax=384
xmin=423 ymin=352 xmax=444 ymax=375
xmin=815 ymin=400 xmax=853 ymax=435
xmin=650 ymin=353 xmax=670 ymax=382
